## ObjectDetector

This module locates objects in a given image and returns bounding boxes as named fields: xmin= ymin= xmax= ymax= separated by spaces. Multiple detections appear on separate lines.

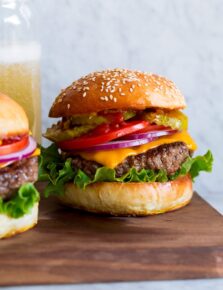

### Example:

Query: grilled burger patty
xmin=71 ymin=142 xmax=190 ymax=178
xmin=0 ymin=157 xmax=38 ymax=200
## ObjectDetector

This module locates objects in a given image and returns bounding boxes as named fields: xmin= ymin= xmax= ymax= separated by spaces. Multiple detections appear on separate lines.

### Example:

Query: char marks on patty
xmin=70 ymin=142 xmax=190 ymax=178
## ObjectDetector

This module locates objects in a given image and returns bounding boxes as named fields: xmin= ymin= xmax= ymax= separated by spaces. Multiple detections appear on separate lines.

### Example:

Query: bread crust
xmin=49 ymin=69 xmax=186 ymax=117
xmin=0 ymin=202 xmax=38 ymax=239
xmin=0 ymin=93 xmax=29 ymax=139
xmin=59 ymin=175 xmax=193 ymax=216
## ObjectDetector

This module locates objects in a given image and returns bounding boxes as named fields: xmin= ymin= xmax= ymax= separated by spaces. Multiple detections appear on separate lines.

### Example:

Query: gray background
xmin=32 ymin=0 xmax=223 ymax=196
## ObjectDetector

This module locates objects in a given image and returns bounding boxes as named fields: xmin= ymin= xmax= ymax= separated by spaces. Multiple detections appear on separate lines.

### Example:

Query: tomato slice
xmin=0 ymin=135 xmax=29 ymax=156
xmin=57 ymin=121 xmax=149 ymax=151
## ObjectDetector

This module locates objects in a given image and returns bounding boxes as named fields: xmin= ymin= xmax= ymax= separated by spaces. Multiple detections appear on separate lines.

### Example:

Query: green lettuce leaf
xmin=39 ymin=144 xmax=213 ymax=197
xmin=0 ymin=183 xmax=40 ymax=218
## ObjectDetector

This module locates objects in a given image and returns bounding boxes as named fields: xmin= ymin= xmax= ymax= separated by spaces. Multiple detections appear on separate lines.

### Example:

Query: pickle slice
xmin=71 ymin=113 xmax=106 ymax=126
xmin=44 ymin=110 xmax=136 ymax=142
xmin=70 ymin=110 xmax=136 ymax=125
xmin=142 ymin=110 xmax=188 ymax=130
xmin=44 ymin=123 xmax=96 ymax=142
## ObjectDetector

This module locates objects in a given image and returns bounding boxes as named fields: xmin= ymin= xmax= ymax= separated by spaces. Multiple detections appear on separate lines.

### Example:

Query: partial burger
xmin=0 ymin=93 xmax=40 ymax=238
xmin=40 ymin=69 xmax=213 ymax=216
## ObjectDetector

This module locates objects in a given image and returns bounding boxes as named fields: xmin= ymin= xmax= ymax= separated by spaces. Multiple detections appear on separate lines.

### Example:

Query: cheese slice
xmin=0 ymin=161 xmax=14 ymax=169
xmin=30 ymin=148 xmax=41 ymax=158
xmin=0 ymin=148 xmax=40 ymax=169
xmin=79 ymin=131 xmax=197 ymax=169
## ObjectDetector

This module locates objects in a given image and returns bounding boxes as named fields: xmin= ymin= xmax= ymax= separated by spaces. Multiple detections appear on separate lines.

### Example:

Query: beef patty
xmin=0 ymin=157 xmax=38 ymax=200
xmin=71 ymin=142 xmax=190 ymax=178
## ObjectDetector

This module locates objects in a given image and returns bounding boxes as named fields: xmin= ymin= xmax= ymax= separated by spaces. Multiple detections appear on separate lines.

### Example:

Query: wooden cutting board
xmin=0 ymin=183 xmax=223 ymax=286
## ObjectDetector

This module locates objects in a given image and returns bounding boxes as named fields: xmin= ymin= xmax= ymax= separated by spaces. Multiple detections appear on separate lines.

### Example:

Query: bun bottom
xmin=59 ymin=175 xmax=193 ymax=216
xmin=0 ymin=202 xmax=39 ymax=239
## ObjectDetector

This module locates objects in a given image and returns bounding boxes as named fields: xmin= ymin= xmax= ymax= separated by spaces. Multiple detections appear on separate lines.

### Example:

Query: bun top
xmin=49 ymin=68 xmax=186 ymax=117
xmin=0 ymin=93 xmax=29 ymax=139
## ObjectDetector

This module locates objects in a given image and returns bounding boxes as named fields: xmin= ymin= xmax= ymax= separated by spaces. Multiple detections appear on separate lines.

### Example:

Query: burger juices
xmin=40 ymin=69 xmax=213 ymax=216
xmin=0 ymin=93 xmax=40 ymax=238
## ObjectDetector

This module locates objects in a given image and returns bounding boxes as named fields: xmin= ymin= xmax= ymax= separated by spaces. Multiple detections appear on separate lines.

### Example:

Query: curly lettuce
xmin=39 ymin=144 xmax=213 ymax=197
xmin=0 ymin=183 xmax=40 ymax=218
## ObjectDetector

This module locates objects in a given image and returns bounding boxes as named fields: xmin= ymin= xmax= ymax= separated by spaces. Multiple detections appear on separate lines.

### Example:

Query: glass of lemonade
xmin=0 ymin=0 xmax=41 ymax=143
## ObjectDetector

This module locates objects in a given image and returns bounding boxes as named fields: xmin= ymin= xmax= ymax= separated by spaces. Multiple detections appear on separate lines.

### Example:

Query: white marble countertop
xmin=4 ymin=193 xmax=223 ymax=290
xmin=3 ymin=279 xmax=223 ymax=290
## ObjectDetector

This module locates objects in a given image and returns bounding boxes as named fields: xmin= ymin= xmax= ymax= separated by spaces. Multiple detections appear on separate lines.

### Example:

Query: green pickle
xmin=44 ymin=110 xmax=136 ymax=142
xmin=143 ymin=110 xmax=188 ymax=130
xmin=44 ymin=124 xmax=96 ymax=142
xmin=71 ymin=113 xmax=106 ymax=125
xmin=123 ymin=110 xmax=136 ymax=120
xmin=71 ymin=110 xmax=136 ymax=125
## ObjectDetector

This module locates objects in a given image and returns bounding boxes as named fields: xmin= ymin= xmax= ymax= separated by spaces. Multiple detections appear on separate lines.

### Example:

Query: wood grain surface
xmin=0 ymin=183 xmax=223 ymax=286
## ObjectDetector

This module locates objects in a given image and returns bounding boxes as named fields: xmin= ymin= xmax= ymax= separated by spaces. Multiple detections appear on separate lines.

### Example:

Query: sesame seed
xmin=67 ymin=104 xmax=70 ymax=109
xmin=63 ymin=69 xmax=174 ymax=104
xmin=110 ymin=87 xmax=115 ymax=93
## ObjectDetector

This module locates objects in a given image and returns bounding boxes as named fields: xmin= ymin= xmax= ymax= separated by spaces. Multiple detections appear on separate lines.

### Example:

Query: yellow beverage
xmin=0 ymin=43 xmax=41 ymax=143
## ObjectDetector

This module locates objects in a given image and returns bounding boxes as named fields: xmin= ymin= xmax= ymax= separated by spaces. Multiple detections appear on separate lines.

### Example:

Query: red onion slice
xmin=72 ymin=136 xmax=157 ymax=152
xmin=122 ymin=129 xmax=177 ymax=140
xmin=0 ymin=136 xmax=37 ymax=163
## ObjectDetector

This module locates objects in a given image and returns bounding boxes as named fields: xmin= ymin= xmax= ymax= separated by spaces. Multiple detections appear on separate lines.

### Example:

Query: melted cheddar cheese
xmin=30 ymin=148 xmax=41 ymax=158
xmin=0 ymin=161 xmax=13 ymax=169
xmin=79 ymin=131 xmax=197 ymax=169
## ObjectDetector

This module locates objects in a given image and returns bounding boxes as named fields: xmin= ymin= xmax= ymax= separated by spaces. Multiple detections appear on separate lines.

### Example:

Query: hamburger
xmin=40 ymin=68 xmax=213 ymax=216
xmin=0 ymin=93 xmax=40 ymax=238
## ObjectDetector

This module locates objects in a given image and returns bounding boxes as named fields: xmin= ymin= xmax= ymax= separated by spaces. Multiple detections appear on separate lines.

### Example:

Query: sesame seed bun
xmin=0 ymin=202 xmax=38 ymax=239
xmin=58 ymin=175 xmax=192 ymax=216
xmin=49 ymin=68 xmax=186 ymax=117
xmin=0 ymin=93 xmax=29 ymax=139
